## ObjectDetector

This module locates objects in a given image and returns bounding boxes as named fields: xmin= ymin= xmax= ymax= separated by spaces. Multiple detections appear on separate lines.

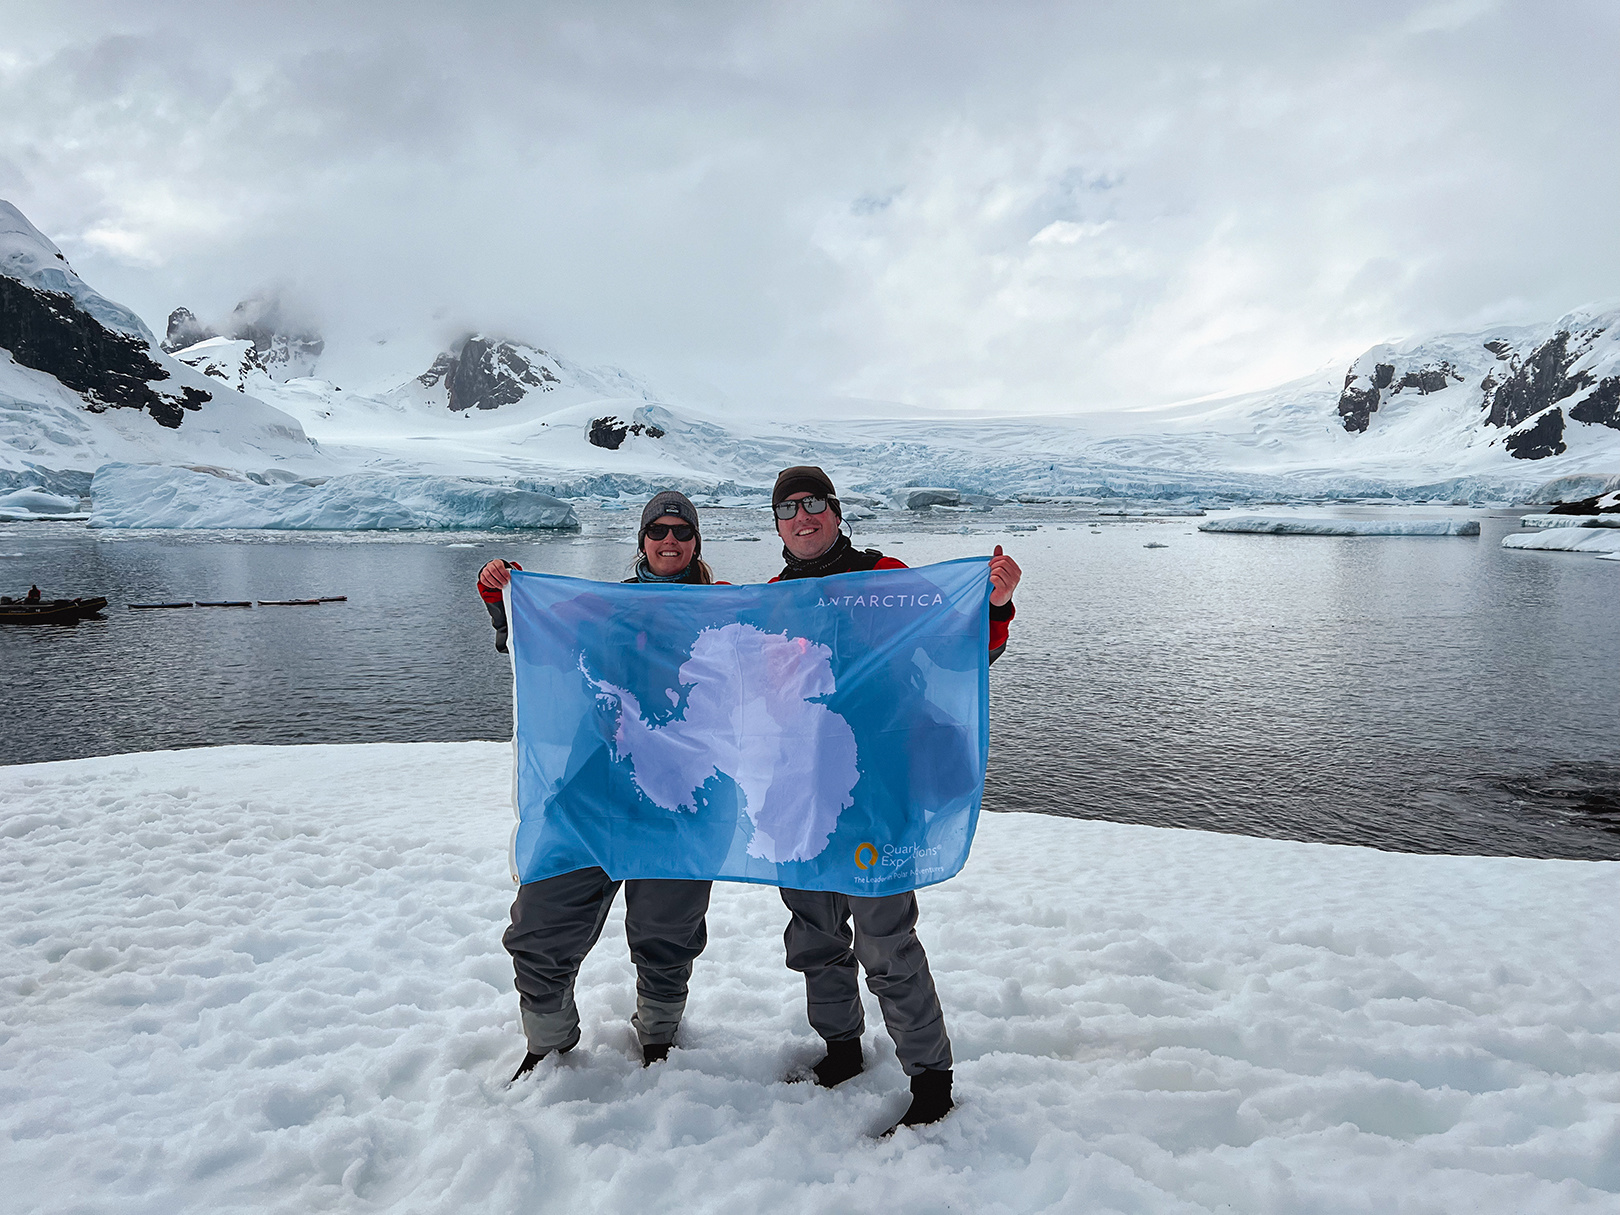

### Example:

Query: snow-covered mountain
xmin=161 ymin=292 xmax=324 ymax=382
xmin=4 ymin=196 xmax=1618 ymax=526
xmin=0 ymin=200 xmax=321 ymax=482
xmin=1333 ymin=309 xmax=1620 ymax=460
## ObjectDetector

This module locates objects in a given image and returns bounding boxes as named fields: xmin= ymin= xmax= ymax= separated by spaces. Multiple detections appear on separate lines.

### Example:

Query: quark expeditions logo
xmin=853 ymin=840 xmax=944 ymax=882
xmin=814 ymin=591 xmax=947 ymax=610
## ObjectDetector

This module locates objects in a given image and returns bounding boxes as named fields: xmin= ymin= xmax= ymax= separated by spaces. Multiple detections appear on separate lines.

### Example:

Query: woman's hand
xmin=989 ymin=544 xmax=1021 ymax=607
xmin=478 ymin=559 xmax=514 ymax=591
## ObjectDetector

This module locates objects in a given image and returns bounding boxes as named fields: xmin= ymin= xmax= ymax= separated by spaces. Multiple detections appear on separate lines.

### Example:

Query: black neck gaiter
xmin=780 ymin=532 xmax=854 ymax=579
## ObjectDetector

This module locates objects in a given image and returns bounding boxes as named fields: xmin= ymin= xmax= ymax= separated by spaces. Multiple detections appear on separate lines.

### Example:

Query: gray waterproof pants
xmin=780 ymin=888 xmax=952 ymax=1075
xmin=503 ymin=867 xmax=712 ymax=1055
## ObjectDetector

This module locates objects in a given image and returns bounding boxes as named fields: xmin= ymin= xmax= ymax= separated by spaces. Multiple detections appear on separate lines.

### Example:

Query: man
xmin=768 ymin=465 xmax=1021 ymax=1133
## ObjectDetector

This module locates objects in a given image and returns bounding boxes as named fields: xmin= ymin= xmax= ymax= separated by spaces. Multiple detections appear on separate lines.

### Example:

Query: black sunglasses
xmin=773 ymin=496 xmax=834 ymax=520
xmin=644 ymin=523 xmax=695 ymax=542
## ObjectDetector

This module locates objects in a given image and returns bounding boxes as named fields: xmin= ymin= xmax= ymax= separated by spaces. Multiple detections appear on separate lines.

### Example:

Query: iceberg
xmin=1199 ymin=516 xmax=1480 ymax=536
xmin=895 ymin=486 xmax=962 ymax=509
xmin=88 ymin=463 xmax=579 ymax=531
xmin=1518 ymin=513 xmax=1620 ymax=529
xmin=0 ymin=486 xmax=85 ymax=520
xmin=1501 ymin=527 xmax=1620 ymax=555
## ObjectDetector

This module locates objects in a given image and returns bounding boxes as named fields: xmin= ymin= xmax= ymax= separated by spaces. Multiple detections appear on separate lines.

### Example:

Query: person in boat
xmin=476 ymin=490 xmax=722 ymax=1082
xmin=25 ymin=585 xmax=41 ymax=603
xmin=765 ymin=464 xmax=1021 ymax=1133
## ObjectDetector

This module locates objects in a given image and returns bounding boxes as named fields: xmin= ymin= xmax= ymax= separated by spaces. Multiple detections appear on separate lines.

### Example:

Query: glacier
xmin=1199 ymin=516 xmax=1481 ymax=536
xmin=88 ymin=463 xmax=579 ymax=531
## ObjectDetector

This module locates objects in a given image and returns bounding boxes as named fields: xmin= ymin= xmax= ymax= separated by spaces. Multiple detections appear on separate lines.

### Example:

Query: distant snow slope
xmin=0 ymin=200 xmax=323 ymax=477
xmin=3 ymin=743 xmax=1616 ymax=1213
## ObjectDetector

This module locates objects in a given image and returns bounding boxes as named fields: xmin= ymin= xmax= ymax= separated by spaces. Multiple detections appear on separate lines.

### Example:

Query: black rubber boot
xmin=812 ymin=1036 xmax=864 ymax=1088
xmin=642 ymin=1042 xmax=672 ymax=1067
xmin=884 ymin=1069 xmax=953 ymax=1135
xmin=509 ymin=1041 xmax=572 ymax=1084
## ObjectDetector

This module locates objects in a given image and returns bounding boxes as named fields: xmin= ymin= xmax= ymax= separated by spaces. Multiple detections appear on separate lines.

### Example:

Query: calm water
xmin=2 ymin=505 xmax=1615 ymax=859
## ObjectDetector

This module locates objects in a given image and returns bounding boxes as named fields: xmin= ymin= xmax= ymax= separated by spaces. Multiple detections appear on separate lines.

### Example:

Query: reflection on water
xmin=1 ymin=506 xmax=1615 ymax=859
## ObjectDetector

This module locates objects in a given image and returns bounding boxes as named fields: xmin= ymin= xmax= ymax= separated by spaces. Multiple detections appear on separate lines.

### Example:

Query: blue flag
xmin=507 ymin=557 xmax=991 ymax=895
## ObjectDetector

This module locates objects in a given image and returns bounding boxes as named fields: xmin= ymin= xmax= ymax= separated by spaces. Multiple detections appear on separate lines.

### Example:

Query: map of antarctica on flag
xmin=506 ymin=557 xmax=991 ymax=896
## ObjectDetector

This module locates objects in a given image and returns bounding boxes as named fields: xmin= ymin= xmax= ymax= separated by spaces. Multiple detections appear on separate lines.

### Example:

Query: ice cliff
xmin=89 ymin=463 xmax=579 ymax=531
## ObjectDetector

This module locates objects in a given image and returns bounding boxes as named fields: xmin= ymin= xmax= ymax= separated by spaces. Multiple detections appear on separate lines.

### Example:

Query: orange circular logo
xmin=854 ymin=842 xmax=878 ymax=869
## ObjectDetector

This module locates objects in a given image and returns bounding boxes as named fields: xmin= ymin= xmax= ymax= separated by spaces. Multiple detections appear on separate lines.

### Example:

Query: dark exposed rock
xmin=416 ymin=353 xmax=456 ymax=389
xmin=427 ymin=336 xmax=561 ymax=412
xmin=1484 ymin=330 xmax=1596 ymax=429
xmin=225 ymin=294 xmax=323 ymax=379
xmin=589 ymin=416 xmax=628 ymax=449
xmin=587 ymin=416 xmax=665 ymax=450
xmin=1484 ymin=339 xmax=1513 ymax=358
xmin=0 ymin=276 xmax=208 ymax=429
xmin=1548 ymin=490 xmax=1620 ymax=515
xmin=1505 ymin=408 xmax=1567 ymax=460
xmin=1336 ymin=359 xmax=1462 ymax=433
xmin=1396 ymin=366 xmax=1454 ymax=394
xmin=1337 ymin=377 xmax=1381 ymax=433
xmin=161 ymin=306 xmax=217 ymax=353
xmin=1568 ymin=376 xmax=1620 ymax=431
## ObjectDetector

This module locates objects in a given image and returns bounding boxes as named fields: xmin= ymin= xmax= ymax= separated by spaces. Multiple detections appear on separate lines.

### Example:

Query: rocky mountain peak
xmin=161 ymin=292 xmax=324 ymax=381
xmin=1 ymin=200 xmax=212 ymax=429
xmin=162 ymin=307 xmax=215 ymax=353
xmin=414 ymin=334 xmax=561 ymax=412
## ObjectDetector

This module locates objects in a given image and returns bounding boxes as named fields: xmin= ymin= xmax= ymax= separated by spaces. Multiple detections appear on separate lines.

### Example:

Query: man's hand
xmin=479 ymin=559 xmax=514 ymax=591
xmin=989 ymin=544 xmax=1021 ymax=607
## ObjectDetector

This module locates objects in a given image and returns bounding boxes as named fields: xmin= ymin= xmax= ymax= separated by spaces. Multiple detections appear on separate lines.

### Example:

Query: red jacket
xmin=771 ymin=548 xmax=1014 ymax=658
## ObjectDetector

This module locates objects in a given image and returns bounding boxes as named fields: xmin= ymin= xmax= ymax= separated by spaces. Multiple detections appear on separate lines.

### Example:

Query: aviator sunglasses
xmin=643 ymin=523 xmax=695 ymax=542
xmin=773 ymin=496 xmax=835 ymax=520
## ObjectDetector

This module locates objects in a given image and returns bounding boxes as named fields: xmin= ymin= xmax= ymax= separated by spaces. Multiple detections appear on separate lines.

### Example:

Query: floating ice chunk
xmin=89 ymin=463 xmax=579 ymax=530
xmin=0 ymin=487 xmax=85 ymax=520
xmin=895 ymin=487 xmax=961 ymax=510
xmin=1518 ymin=514 xmax=1620 ymax=529
xmin=0 ymin=487 xmax=79 ymax=513
xmin=1099 ymin=507 xmax=1206 ymax=517
xmin=1199 ymin=516 xmax=1480 ymax=536
xmin=1501 ymin=527 xmax=1620 ymax=554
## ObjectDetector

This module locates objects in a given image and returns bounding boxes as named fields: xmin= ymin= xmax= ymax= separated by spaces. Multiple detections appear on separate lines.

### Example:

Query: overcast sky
xmin=2 ymin=0 xmax=1616 ymax=409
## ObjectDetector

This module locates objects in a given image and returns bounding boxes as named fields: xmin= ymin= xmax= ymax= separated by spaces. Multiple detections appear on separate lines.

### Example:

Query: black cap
xmin=640 ymin=490 xmax=701 ymax=537
xmin=772 ymin=465 xmax=837 ymax=507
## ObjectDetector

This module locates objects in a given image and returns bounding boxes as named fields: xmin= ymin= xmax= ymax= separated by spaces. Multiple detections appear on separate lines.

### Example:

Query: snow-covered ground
xmin=3 ymin=743 xmax=1617 ymax=1213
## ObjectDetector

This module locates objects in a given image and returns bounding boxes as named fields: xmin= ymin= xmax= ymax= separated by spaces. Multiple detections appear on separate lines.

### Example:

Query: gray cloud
xmin=2 ymin=0 xmax=1615 ymax=408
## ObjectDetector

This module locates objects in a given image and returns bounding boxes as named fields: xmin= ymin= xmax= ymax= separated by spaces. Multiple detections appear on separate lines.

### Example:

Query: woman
xmin=477 ymin=490 xmax=721 ymax=1080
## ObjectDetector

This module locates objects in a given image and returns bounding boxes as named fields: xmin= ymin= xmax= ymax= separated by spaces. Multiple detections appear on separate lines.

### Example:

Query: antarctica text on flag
xmin=506 ymin=557 xmax=991 ymax=895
